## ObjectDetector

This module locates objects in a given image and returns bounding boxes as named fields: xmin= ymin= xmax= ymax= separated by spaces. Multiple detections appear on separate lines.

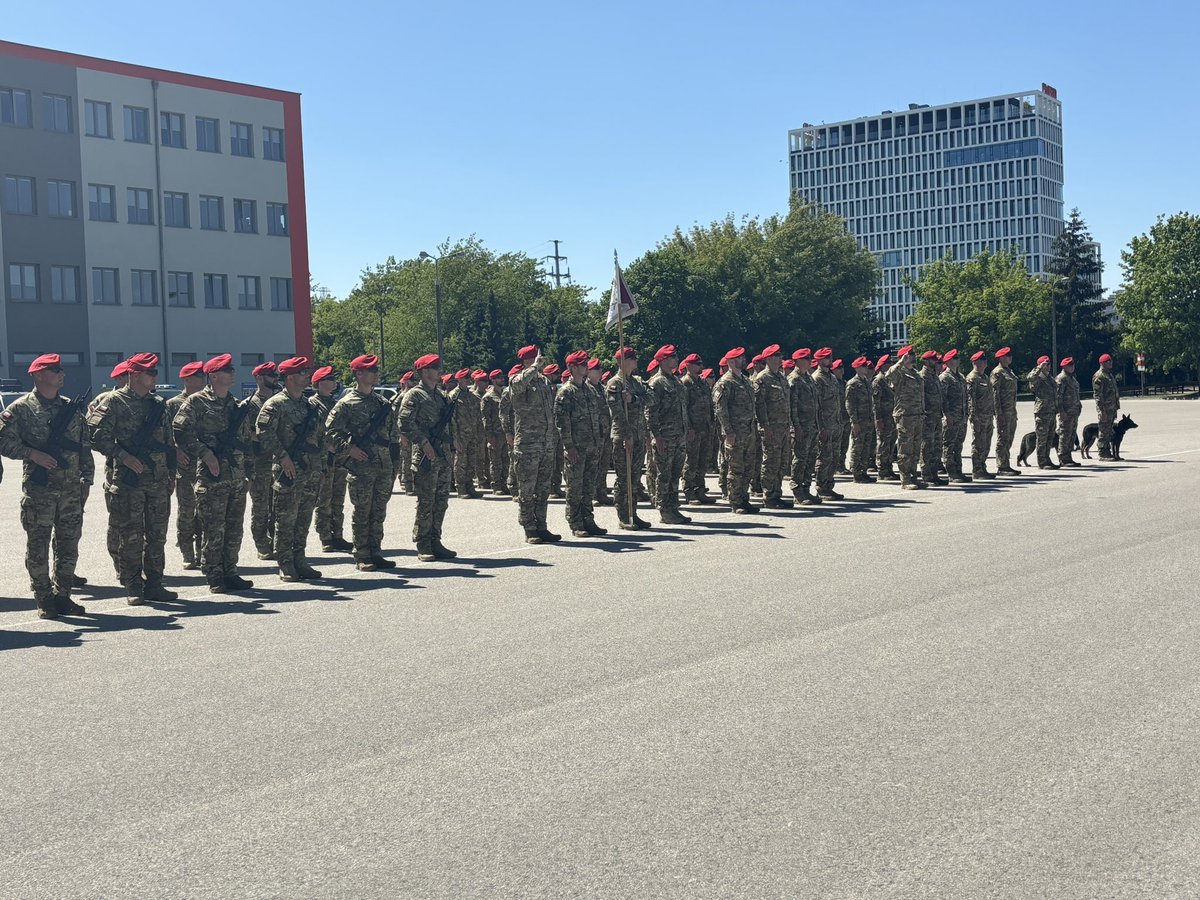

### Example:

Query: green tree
xmin=907 ymin=248 xmax=1054 ymax=364
xmin=1116 ymin=212 xmax=1200 ymax=378
xmin=1046 ymin=208 xmax=1115 ymax=370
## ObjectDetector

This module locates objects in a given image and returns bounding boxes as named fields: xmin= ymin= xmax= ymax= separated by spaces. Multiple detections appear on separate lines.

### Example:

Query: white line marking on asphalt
xmin=1140 ymin=448 xmax=1200 ymax=459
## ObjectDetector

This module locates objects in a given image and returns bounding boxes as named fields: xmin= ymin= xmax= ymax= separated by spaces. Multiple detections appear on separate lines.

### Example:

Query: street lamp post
xmin=418 ymin=249 xmax=466 ymax=361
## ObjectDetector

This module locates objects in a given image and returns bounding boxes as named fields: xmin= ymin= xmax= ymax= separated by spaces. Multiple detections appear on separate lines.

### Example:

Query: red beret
xmin=472 ymin=370 xmax=489 ymax=382
xmin=179 ymin=361 xmax=204 ymax=379
xmin=646 ymin=359 xmax=659 ymax=373
xmin=565 ymin=350 xmax=589 ymax=366
xmin=126 ymin=352 xmax=159 ymax=373
xmin=875 ymin=354 xmax=891 ymax=371
xmin=455 ymin=368 xmax=471 ymax=380
xmin=792 ymin=348 xmax=812 ymax=361
xmin=252 ymin=361 xmax=277 ymax=376
xmin=351 ymin=354 xmax=379 ymax=371
xmin=203 ymin=353 xmax=233 ymax=374
xmin=718 ymin=357 xmax=729 ymax=368
xmin=700 ymin=368 xmax=714 ymax=379
xmin=1060 ymin=357 xmax=1074 ymax=367
xmin=542 ymin=363 xmax=560 ymax=377
xmin=762 ymin=344 xmax=781 ymax=358
xmin=560 ymin=371 xmax=570 ymax=383
xmin=813 ymin=347 xmax=833 ymax=360
xmin=111 ymin=360 xmax=131 ymax=379
xmin=897 ymin=345 xmax=914 ymax=358
xmin=27 ymin=353 xmax=61 ymax=373
xmin=614 ymin=347 xmax=637 ymax=361
xmin=995 ymin=347 xmax=1011 ymax=359
xmin=942 ymin=349 xmax=958 ymax=362
xmin=277 ymin=356 xmax=309 ymax=375
xmin=832 ymin=359 xmax=843 ymax=370
xmin=414 ymin=354 xmax=440 ymax=370
xmin=725 ymin=347 xmax=745 ymax=361
xmin=751 ymin=353 xmax=765 ymax=364
xmin=311 ymin=365 xmax=335 ymax=384
xmin=852 ymin=356 xmax=871 ymax=368
xmin=517 ymin=345 xmax=538 ymax=361
xmin=489 ymin=369 xmax=503 ymax=379
xmin=680 ymin=353 xmax=701 ymax=367
xmin=970 ymin=350 xmax=987 ymax=362
xmin=1099 ymin=353 xmax=1112 ymax=364
xmin=601 ymin=370 xmax=612 ymax=382
xmin=745 ymin=362 xmax=755 ymax=372
xmin=1037 ymin=355 xmax=1050 ymax=365
xmin=586 ymin=358 xmax=601 ymax=370
xmin=653 ymin=344 xmax=677 ymax=362
xmin=441 ymin=373 xmax=453 ymax=385
xmin=399 ymin=371 xmax=414 ymax=383
xmin=508 ymin=364 xmax=523 ymax=377
xmin=781 ymin=359 xmax=795 ymax=371
xmin=921 ymin=350 xmax=939 ymax=361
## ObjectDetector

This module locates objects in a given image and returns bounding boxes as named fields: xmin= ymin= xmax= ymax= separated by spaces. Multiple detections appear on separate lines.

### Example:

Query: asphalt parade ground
xmin=1 ymin=398 xmax=1198 ymax=898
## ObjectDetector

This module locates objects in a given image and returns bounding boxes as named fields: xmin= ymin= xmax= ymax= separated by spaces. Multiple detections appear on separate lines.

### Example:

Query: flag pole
xmin=615 ymin=250 xmax=635 ymax=526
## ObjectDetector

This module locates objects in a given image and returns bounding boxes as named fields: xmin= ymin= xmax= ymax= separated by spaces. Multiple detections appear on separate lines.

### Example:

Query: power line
xmin=540 ymin=239 xmax=572 ymax=288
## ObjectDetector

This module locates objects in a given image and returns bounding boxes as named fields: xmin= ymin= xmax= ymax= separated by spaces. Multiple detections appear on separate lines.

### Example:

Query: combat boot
xmin=660 ymin=510 xmax=692 ymax=525
xmin=56 ymin=596 xmax=87 ymax=616
xmin=458 ymin=487 xmax=483 ymax=499
xmin=876 ymin=468 xmax=900 ymax=481
xmin=632 ymin=513 xmax=652 ymax=530
xmin=294 ymin=562 xmax=323 ymax=580
xmin=256 ymin=548 xmax=276 ymax=561
xmin=36 ymin=597 xmax=58 ymax=620
xmin=322 ymin=536 xmax=353 ymax=553
xmin=899 ymin=477 xmax=919 ymax=491
xmin=537 ymin=528 xmax=563 ymax=543
xmin=525 ymin=527 xmax=545 ymax=544
xmin=949 ymin=474 xmax=973 ymax=484
xmin=355 ymin=560 xmax=378 ymax=571
xmin=432 ymin=540 xmax=457 ymax=560
xmin=72 ymin=574 xmax=88 ymax=587
xmin=416 ymin=543 xmax=437 ymax=561
xmin=277 ymin=564 xmax=302 ymax=583
xmin=570 ymin=526 xmax=592 ymax=538
xmin=733 ymin=503 xmax=760 ymax=514
xmin=125 ymin=579 xmax=146 ymax=606
xmin=852 ymin=473 xmax=877 ymax=484
xmin=144 ymin=582 xmax=179 ymax=602
xmin=584 ymin=519 xmax=608 ymax=536
xmin=181 ymin=547 xmax=199 ymax=570
xmin=207 ymin=578 xmax=228 ymax=594
xmin=225 ymin=574 xmax=254 ymax=591
xmin=817 ymin=488 xmax=845 ymax=500
xmin=974 ymin=469 xmax=996 ymax=480
xmin=371 ymin=555 xmax=397 ymax=569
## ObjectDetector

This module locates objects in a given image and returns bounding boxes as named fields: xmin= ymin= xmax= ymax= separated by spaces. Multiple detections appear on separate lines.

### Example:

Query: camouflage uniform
xmin=811 ymin=367 xmax=842 ymax=494
xmin=713 ymin=368 xmax=756 ymax=510
xmin=555 ymin=377 xmax=604 ymax=532
xmin=606 ymin=370 xmax=649 ymax=524
xmin=966 ymin=368 xmax=995 ymax=477
xmin=1027 ymin=366 xmax=1058 ymax=467
xmin=681 ymin=370 xmax=714 ymax=501
xmin=844 ymin=370 xmax=875 ymax=478
xmin=90 ymin=387 xmax=175 ymax=595
xmin=886 ymin=361 xmax=925 ymax=486
xmin=450 ymin=383 xmax=484 ymax=497
xmin=834 ymin=369 xmax=851 ymax=472
xmin=0 ymin=390 xmax=94 ymax=613
xmin=311 ymin=391 xmax=349 ymax=546
xmin=500 ymin=385 xmax=519 ymax=496
xmin=752 ymin=367 xmax=791 ymax=504
xmin=1056 ymin=369 xmax=1082 ymax=465
xmin=871 ymin=369 xmax=897 ymax=478
xmin=509 ymin=366 xmax=557 ymax=534
xmin=398 ymin=381 xmax=456 ymax=553
xmin=256 ymin=390 xmax=327 ymax=576
xmin=919 ymin=365 xmax=945 ymax=481
xmin=1092 ymin=366 xmax=1121 ymax=457
xmin=244 ymin=389 xmax=277 ymax=556
xmin=325 ymin=389 xmax=399 ymax=564
xmin=647 ymin=368 xmax=689 ymax=518
xmin=88 ymin=388 xmax=123 ymax=574
xmin=592 ymin=379 xmax=613 ymax=504
xmin=787 ymin=368 xmax=820 ymax=498
xmin=173 ymin=387 xmax=254 ymax=586
xmin=481 ymin=384 xmax=509 ymax=495
xmin=166 ymin=393 xmax=201 ymax=564
xmin=940 ymin=367 xmax=969 ymax=480
xmin=991 ymin=364 xmax=1019 ymax=471
xmin=392 ymin=385 xmax=415 ymax=494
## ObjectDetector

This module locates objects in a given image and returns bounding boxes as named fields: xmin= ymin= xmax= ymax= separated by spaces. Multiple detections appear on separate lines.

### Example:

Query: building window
xmin=50 ymin=265 xmax=79 ymax=303
xmin=48 ymin=180 xmax=76 ymax=218
xmin=170 ymin=352 xmax=195 ymax=369
xmin=237 ymin=275 xmax=261 ymax=309
xmin=84 ymin=100 xmax=111 ymax=138
xmin=124 ymin=106 xmax=150 ymax=143
xmin=196 ymin=116 xmax=220 ymax=152
xmin=42 ymin=94 xmax=72 ymax=133
xmin=263 ymin=127 xmax=285 ymax=161
xmin=96 ymin=351 xmax=122 ymax=368
xmin=270 ymin=277 xmax=293 ymax=311
xmin=266 ymin=202 xmax=288 ymax=236
xmin=241 ymin=353 xmax=264 ymax=367
xmin=92 ymin=267 xmax=119 ymax=304
xmin=160 ymin=111 xmax=185 ymax=148
xmin=233 ymin=198 xmax=256 ymax=233
xmin=127 ymin=187 xmax=153 ymax=225
xmin=203 ymin=274 xmax=228 ymax=309
xmin=199 ymin=195 xmax=224 ymax=231
xmin=230 ymin=122 xmax=253 ymax=157
xmin=8 ymin=263 xmax=38 ymax=301
xmin=168 ymin=271 xmax=193 ymax=307
xmin=163 ymin=191 xmax=189 ymax=227
xmin=1 ymin=87 xmax=33 ymax=127
xmin=3 ymin=175 xmax=36 ymax=214
xmin=131 ymin=269 xmax=157 ymax=306
xmin=88 ymin=184 xmax=116 ymax=221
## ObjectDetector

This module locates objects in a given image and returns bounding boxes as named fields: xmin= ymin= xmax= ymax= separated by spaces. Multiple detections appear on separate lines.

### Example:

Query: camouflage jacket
xmin=591 ymin=381 xmax=612 ymax=433
xmin=508 ymin=366 xmax=556 ymax=452
xmin=399 ymin=382 xmax=456 ymax=468
xmin=939 ymin=369 xmax=967 ymax=421
xmin=89 ymin=386 xmax=175 ymax=490
xmin=811 ymin=368 xmax=843 ymax=428
xmin=325 ymin=389 xmax=399 ymax=472
xmin=256 ymin=391 xmax=327 ymax=477
xmin=990 ymin=365 xmax=1018 ymax=414
xmin=681 ymin=372 xmax=713 ymax=433
xmin=871 ymin=371 xmax=894 ymax=424
xmin=606 ymin=371 xmax=649 ymax=441
xmin=173 ymin=387 xmax=256 ymax=484
xmin=713 ymin=370 xmax=755 ymax=434
xmin=920 ymin=366 xmax=944 ymax=419
xmin=0 ymin=390 xmax=94 ymax=487
xmin=844 ymin=372 xmax=874 ymax=424
xmin=647 ymin=371 xmax=688 ymax=439
xmin=788 ymin=371 xmax=818 ymax=428
xmin=966 ymin=370 xmax=995 ymax=420
xmin=886 ymin=362 xmax=925 ymax=417
xmin=1056 ymin=371 xmax=1082 ymax=416
xmin=555 ymin=378 xmax=603 ymax=453
xmin=481 ymin=386 xmax=504 ymax=434
xmin=499 ymin=387 xmax=515 ymax=438
xmin=752 ymin=369 xmax=791 ymax=429
xmin=244 ymin=388 xmax=278 ymax=464
xmin=449 ymin=385 xmax=483 ymax=440
xmin=1092 ymin=368 xmax=1120 ymax=412
xmin=1026 ymin=367 xmax=1057 ymax=416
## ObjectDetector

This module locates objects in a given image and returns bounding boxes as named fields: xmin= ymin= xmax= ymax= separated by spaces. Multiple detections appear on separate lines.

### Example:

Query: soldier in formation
xmin=787 ymin=349 xmax=820 ymax=504
xmin=588 ymin=359 xmax=614 ymax=507
xmin=966 ymin=351 xmax=996 ymax=480
xmin=1092 ymin=353 xmax=1122 ymax=460
xmin=606 ymin=347 xmax=651 ymax=530
xmin=509 ymin=346 xmax=560 ymax=544
xmin=1056 ymin=357 xmax=1082 ymax=468
xmin=871 ymin=355 xmax=897 ymax=481
xmin=450 ymin=368 xmax=484 ymax=499
xmin=245 ymin=362 xmax=280 ymax=559
xmin=886 ymin=347 xmax=925 ymax=490
xmin=1027 ymin=355 xmax=1060 ymax=470
xmin=753 ymin=345 xmax=792 ymax=508
xmin=166 ymin=361 xmax=207 ymax=568
xmin=481 ymin=369 xmax=509 ymax=497
xmin=811 ymin=348 xmax=844 ymax=501
xmin=991 ymin=347 xmax=1020 ymax=475
xmin=680 ymin=353 xmax=713 ymax=505
xmin=646 ymin=345 xmax=691 ymax=525
xmin=939 ymin=350 xmax=970 ymax=483
xmin=311 ymin=366 xmax=352 ymax=553
xmin=918 ymin=351 xmax=947 ymax=486
xmin=844 ymin=356 xmax=876 ymax=484
xmin=555 ymin=350 xmax=607 ymax=537
xmin=398 ymin=354 xmax=458 ymax=561
xmin=713 ymin=347 xmax=757 ymax=515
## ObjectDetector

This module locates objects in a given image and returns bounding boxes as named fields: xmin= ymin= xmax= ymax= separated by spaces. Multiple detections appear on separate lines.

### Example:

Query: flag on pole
xmin=606 ymin=254 xmax=639 ymax=331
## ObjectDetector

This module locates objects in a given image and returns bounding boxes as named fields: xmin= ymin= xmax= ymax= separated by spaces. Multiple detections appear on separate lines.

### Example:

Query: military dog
xmin=1081 ymin=414 xmax=1138 ymax=460
xmin=1017 ymin=429 xmax=1079 ymax=466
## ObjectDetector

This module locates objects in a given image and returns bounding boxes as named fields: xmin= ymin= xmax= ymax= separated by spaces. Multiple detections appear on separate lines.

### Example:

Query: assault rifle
xmin=418 ymin=399 xmax=456 ymax=472
xmin=276 ymin=402 xmax=318 ymax=487
xmin=340 ymin=402 xmax=392 ymax=469
xmin=204 ymin=401 xmax=252 ymax=481
xmin=30 ymin=388 xmax=92 ymax=487
xmin=118 ymin=401 xmax=168 ymax=487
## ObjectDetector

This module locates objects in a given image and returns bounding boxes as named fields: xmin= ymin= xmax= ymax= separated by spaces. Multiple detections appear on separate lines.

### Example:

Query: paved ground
xmin=1 ymin=399 xmax=1197 ymax=898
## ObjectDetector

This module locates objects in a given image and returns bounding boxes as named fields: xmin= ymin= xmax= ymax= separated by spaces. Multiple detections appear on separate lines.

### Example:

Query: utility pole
xmin=540 ymin=239 xmax=572 ymax=288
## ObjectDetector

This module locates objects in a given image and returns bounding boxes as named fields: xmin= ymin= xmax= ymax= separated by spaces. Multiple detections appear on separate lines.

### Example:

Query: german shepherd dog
xmin=1081 ymin=414 xmax=1138 ymax=460
xmin=1017 ymin=428 xmax=1079 ymax=466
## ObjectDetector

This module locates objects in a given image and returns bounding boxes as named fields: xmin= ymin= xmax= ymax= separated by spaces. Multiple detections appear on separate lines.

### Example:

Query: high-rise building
xmin=788 ymin=86 xmax=1064 ymax=345
xmin=0 ymin=40 xmax=310 ymax=392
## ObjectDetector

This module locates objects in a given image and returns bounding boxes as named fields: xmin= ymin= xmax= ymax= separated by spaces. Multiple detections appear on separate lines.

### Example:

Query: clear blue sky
xmin=8 ymin=0 xmax=1198 ymax=302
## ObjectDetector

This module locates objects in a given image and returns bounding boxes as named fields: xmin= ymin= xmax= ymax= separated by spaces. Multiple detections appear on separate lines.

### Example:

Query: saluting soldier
xmin=449 ymin=368 xmax=484 ymax=499
xmin=918 ymin=351 xmax=948 ymax=486
xmin=606 ymin=347 xmax=651 ymax=530
xmin=399 ymin=353 xmax=458 ymax=561
xmin=938 ymin=350 xmax=970 ymax=483
xmin=1027 ymin=355 xmax=1059 ymax=469
xmin=1092 ymin=353 xmax=1122 ymax=460
xmin=991 ymin=347 xmax=1020 ymax=475
xmin=680 ymin=353 xmax=714 ymax=505
xmin=713 ymin=347 xmax=757 ymax=514
xmin=752 ymin=345 xmax=792 ymax=508
xmin=886 ymin=346 xmax=926 ymax=490
xmin=1056 ymin=357 xmax=1082 ymax=467
xmin=871 ymin=354 xmax=898 ymax=481
xmin=555 ymin=350 xmax=607 ymax=537
xmin=173 ymin=354 xmax=256 ymax=593
xmin=0 ymin=353 xmax=94 ymax=619
xmin=509 ymin=346 xmax=561 ymax=543
xmin=310 ymin=366 xmax=351 ymax=553
xmin=482 ymin=369 xmax=509 ymax=496
xmin=811 ymin=348 xmax=845 ymax=501
xmin=966 ymin=351 xmax=996 ymax=479
xmin=167 ymin=361 xmax=207 ymax=569
xmin=325 ymin=354 xmax=400 ymax=572
xmin=787 ymin=349 xmax=821 ymax=504
xmin=845 ymin=356 xmax=876 ymax=483
xmin=469 ymin=370 xmax=492 ymax=490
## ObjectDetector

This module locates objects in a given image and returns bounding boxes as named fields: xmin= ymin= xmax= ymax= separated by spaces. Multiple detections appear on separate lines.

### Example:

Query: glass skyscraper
xmin=788 ymin=86 xmax=1064 ymax=345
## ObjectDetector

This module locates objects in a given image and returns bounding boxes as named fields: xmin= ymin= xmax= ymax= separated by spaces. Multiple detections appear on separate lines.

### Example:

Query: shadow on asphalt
xmin=0 ymin=628 xmax=86 ymax=651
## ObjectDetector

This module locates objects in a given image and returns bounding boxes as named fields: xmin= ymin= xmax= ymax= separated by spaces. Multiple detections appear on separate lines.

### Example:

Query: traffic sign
xmin=1136 ymin=352 xmax=1146 ymax=372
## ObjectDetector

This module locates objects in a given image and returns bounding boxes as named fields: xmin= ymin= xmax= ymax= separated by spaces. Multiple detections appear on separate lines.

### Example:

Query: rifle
xmin=418 ymin=398 xmax=456 ymax=472
xmin=204 ymin=401 xmax=252 ymax=481
xmin=118 ymin=401 xmax=168 ymax=487
xmin=340 ymin=401 xmax=392 ymax=470
xmin=276 ymin=401 xmax=318 ymax=487
xmin=30 ymin=388 xmax=92 ymax=487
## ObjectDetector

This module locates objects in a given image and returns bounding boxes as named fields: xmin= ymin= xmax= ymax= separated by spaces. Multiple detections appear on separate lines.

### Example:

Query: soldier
xmin=310 ymin=366 xmax=352 ymax=553
xmin=991 ymin=347 xmax=1020 ymax=475
xmin=1056 ymin=357 xmax=1082 ymax=467
xmin=642 ymin=359 xmax=658 ymax=501
xmin=752 ymin=344 xmax=792 ymax=508
xmin=395 ymin=370 xmax=416 ymax=494
xmin=680 ymin=353 xmax=714 ymax=505
xmin=481 ymin=368 xmax=510 ymax=496
xmin=966 ymin=350 xmax=996 ymax=480
xmin=324 ymin=354 xmax=401 ymax=571
xmin=811 ymin=348 xmax=845 ymax=501
xmin=939 ymin=349 xmax=970 ymax=483
xmin=712 ymin=347 xmax=757 ymax=514
xmin=845 ymin=356 xmax=876 ymax=483
xmin=173 ymin=354 xmax=256 ymax=593
xmin=1092 ymin=353 xmax=1122 ymax=460
xmin=1027 ymin=355 xmax=1059 ymax=469
xmin=871 ymin=354 xmax=898 ymax=481
xmin=885 ymin=346 xmax=926 ymax=490
xmin=832 ymin=359 xmax=852 ymax=475
xmin=398 ymin=354 xmax=458 ymax=561
xmin=0 ymin=353 xmax=94 ymax=619
xmin=918 ymin=351 xmax=948 ymax=486
xmin=787 ymin=349 xmax=821 ymax=504
xmin=449 ymin=368 xmax=483 ymax=499
xmin=554 ymin=350 xmax=607 ymax=537
xmin=166 ymin=361 xmax=207 ymax=568
xmin=646 ymin=345 xmax=691 ymax=524
xmin=501 ymin=363 xmax=521 ymax=497
xmin=508 ymin=345 xmax=561 ymax=543
xmin=245 ymin=361 xmax=279 ymax=559
xmin=586 ymin=359 xmax=614 ymax=506
xmin=255 ymin=357 xmax=326 ymax=582
xmin=469 ymin=370 xmax=491 ymax=490
xmin=91 ymin=361 xmax=131 ymax=577
xmin=606 ymin=347 xmax=652 ymax=530
xmin=89 ymin=352 xmax=177 ymax=604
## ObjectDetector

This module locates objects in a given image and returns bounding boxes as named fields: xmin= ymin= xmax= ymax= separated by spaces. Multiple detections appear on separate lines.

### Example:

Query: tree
xmin=907 ymin=248 xmax=1054 ymax=365
xmin=1117 ymin=212 xmax=1200 ymax=379
xmin=1046 ymin=209 xmax=1114 ymax=371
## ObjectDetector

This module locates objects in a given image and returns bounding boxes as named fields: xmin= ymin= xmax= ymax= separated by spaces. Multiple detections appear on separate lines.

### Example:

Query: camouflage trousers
xmin=454 ymin=433 xmax=484 ymax=494
xmin=594 ymin=436 xmax=612 ymax=502
xmin=895 ymin=413 xmax=924 ymax=482
xmin=506 ymin=441 xmax=520 ymax=495
xmin=513 ymin=446 xmax=554 ymax=529
xmin=645 ymin=442 xmax=657 ymax=497
xmin=20 ymin=481 xmax=83 ymax=602
xmin=247 ymin=456 xmax=275 ymax=554
xmin=612 ymin=434 xmax=646 ymax=519
xmin=1097 ymin=409 xmax=1117 ymax=456
xmin=412 ymin=456 xmax=451 ymax=550
xmin=970 ymin=416 xmax=994 ymax=475
xmin=564 ymin=447 xmax=598 ymax=529
xmin=104 ymin=485 xmax=120 ymax=575
xmin=838 ymin=422 xmax=851 ymax=471
xmin=941 ymin=416 xmax=968 ymax=477
xmin=316 ymin=461 xmax=348 ymax=542
xmin=1058 ymin=412 xmax=1079 ymax=463
xmin=814 ymin=429 xmax=839 ymax=492
xmin=724 ymin=432 xmax=755 ymax=509
xmin=751 ymin=430 xmax=762 ymax=492
xmin=653 ymin=440 xmax=685 ymax=515
xmin=995 ymin=409 xmax=1017 ymax=469
xmin=347 ymin=463 xmax=392 ymax=561
xmin=400 ymin=441 xmax=415 ymax=494
xmin=175 ymin=473 xmax=200 ymax=553
xmin=717 ymin=434 xmax=728 ymax=496
xmin=920 ymin=413 xmax=943 ymax=477
xmin=758 ymin=428 xmax=789 ymax=501
xmin=272 ymin=468 xmax=320 ymax=570
xmin=789 ymin=424 xmax=819 ymax=494
xmin=850 ymin=422 xmax=876 ymax=476
xmin=195 ymin=477 xmax=247 ymax=581
xmin=485 ymin=431 xmax=509 ymax=493
xmin=551 ymin=439 xmax=564 ymax=494
xmin=1034 ymin=412 xmax=1056 ymax=466
xmin=875 ymin=418 xmax=896 ymax=473
xmin=108 ymin=483 xmax=170 ymax=588
xmin=683 ymin=429 xmax=711 ymax=500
